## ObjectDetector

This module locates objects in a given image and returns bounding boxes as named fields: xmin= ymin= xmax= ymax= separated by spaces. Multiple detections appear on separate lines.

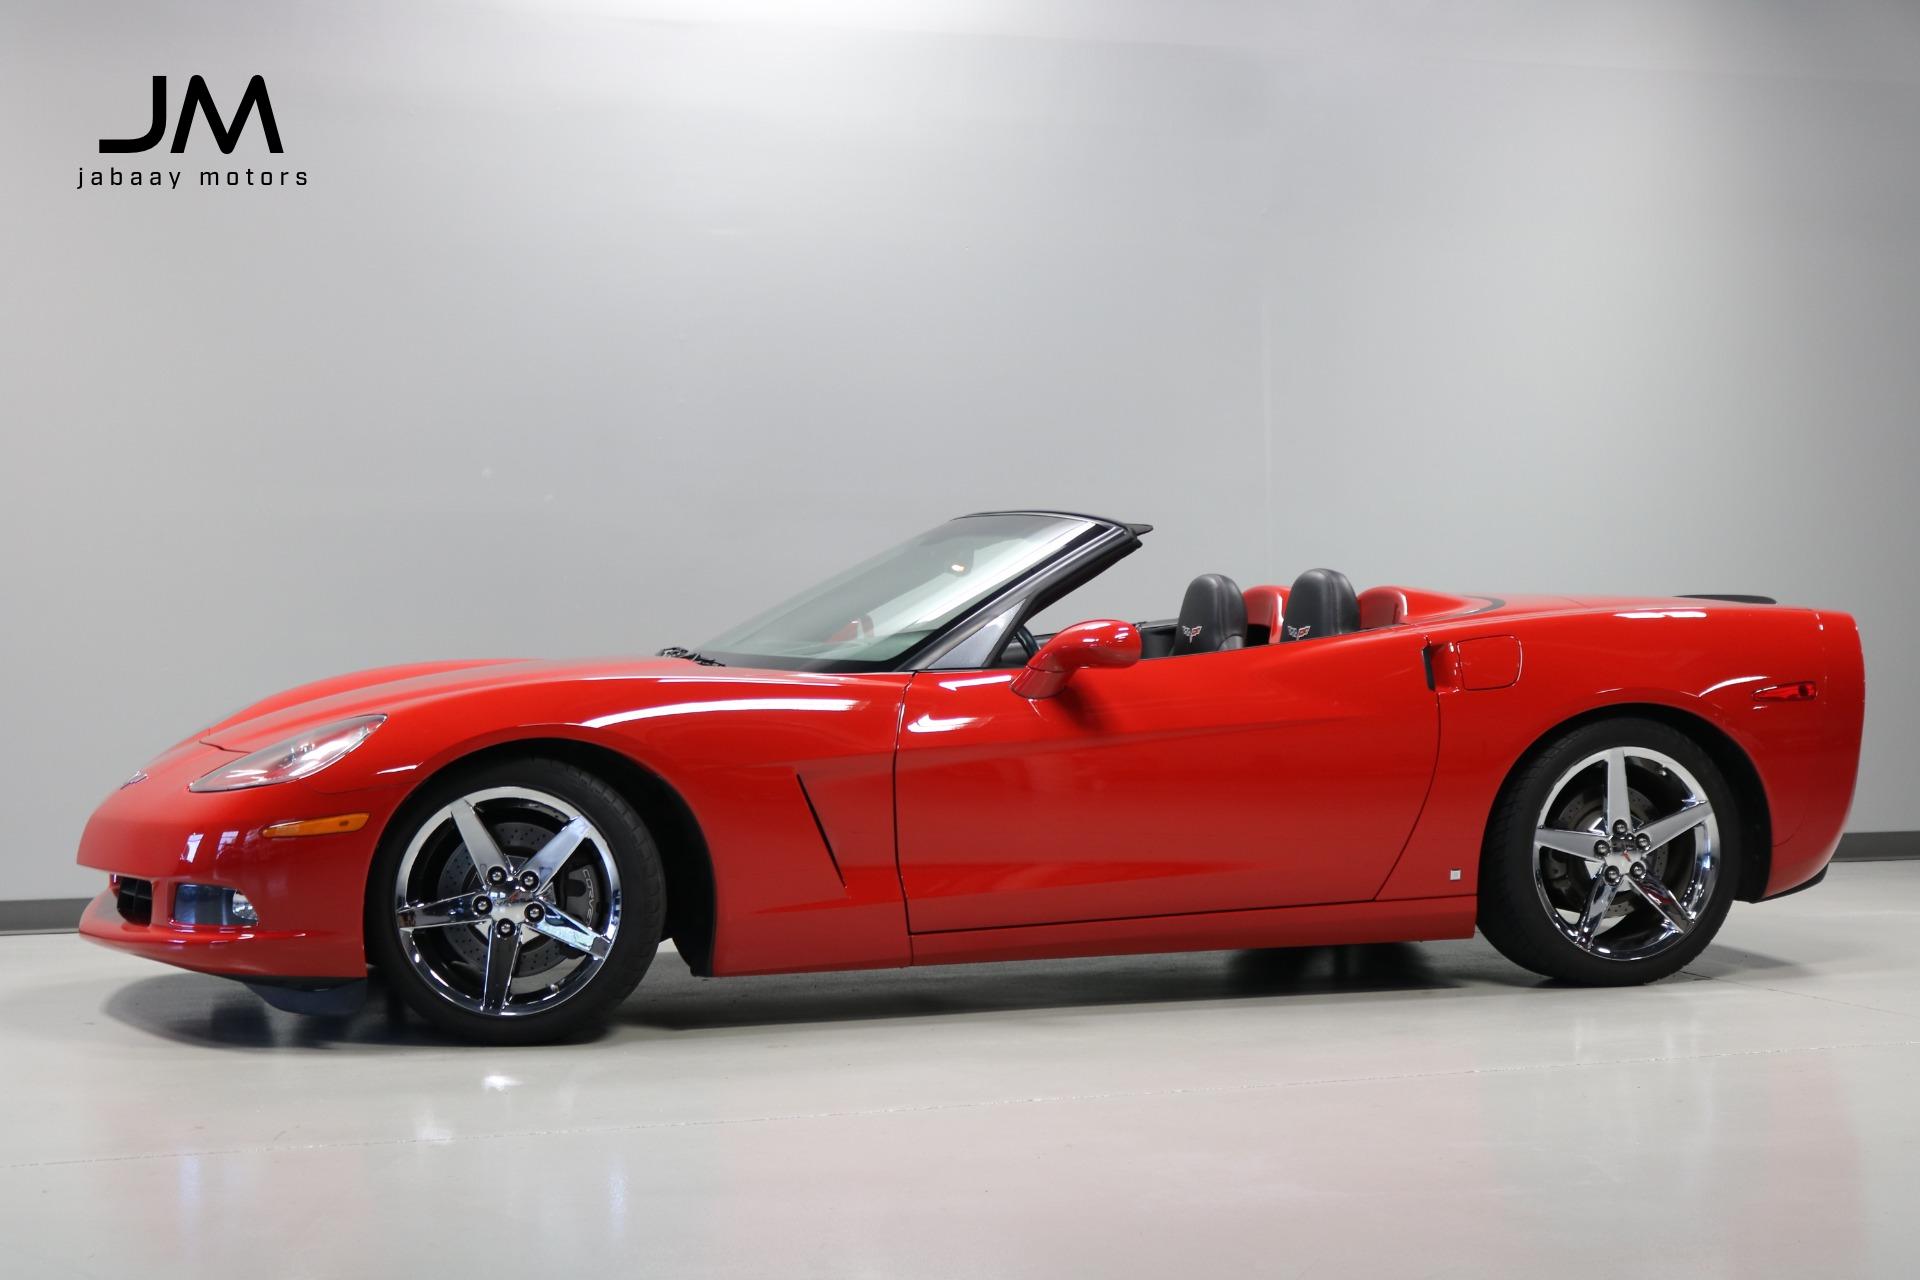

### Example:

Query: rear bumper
xmin=1763 ymin=822 xmax=1845 ymax=900
xmin=1760 ymin=865 xmax=1827 ymax=902
xmin=1759 ymin=609 xmax=1866 ymax=899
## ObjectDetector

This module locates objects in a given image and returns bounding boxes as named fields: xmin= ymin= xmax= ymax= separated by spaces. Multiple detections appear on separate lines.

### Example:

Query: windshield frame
xmin=694 ymin=511 xmax=1147 ymax=674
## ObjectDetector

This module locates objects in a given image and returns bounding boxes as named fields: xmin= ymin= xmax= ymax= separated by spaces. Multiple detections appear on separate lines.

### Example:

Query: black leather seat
xmin=1281 ymin=568 xmax=1359 ymax=641
xmin=1171 ymin=573 xmax=1247 ymax=656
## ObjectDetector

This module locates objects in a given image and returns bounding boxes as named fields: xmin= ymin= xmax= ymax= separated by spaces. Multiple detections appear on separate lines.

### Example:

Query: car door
xmin=892 ymin=628 xmax=1440 ymax=932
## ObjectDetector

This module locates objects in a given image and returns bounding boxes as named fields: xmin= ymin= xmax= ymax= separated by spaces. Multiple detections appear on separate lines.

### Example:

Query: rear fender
xmin=1376 ymin=606 xmax=1838 ymax=901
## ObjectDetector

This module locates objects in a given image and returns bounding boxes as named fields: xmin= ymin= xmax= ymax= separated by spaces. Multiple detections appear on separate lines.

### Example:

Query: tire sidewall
xmin=366 ymin=756 xmax=665 ymax=1043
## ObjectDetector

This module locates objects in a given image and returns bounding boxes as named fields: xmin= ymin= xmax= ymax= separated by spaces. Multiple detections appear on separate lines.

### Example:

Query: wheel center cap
xmin=481 ymin=890 xmax=548 ymax=927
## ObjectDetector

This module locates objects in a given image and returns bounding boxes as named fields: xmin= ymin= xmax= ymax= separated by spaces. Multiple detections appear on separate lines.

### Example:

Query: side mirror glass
xmin=1010 ymin=620 xmax=1141 ymax=700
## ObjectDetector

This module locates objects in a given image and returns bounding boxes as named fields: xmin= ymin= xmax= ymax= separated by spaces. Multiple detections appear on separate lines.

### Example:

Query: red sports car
xmin=76 ymin=511 xmax=1864 ymax=1042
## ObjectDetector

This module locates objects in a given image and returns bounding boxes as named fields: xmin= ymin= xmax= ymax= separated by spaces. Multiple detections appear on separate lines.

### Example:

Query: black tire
xmin=366 ymin=756 xmax=666 ymax=1044
xmin=1478 ymin=717 xmax=1741 ymax=986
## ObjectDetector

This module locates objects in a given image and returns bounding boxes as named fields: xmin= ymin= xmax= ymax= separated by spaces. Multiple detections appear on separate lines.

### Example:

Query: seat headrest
xmin=1172 ymin=573 xmax=1247 ymax=656
xmin=1280 ymin=568 xmax=1359 ymax=641
xmin=1357 ymin=586 xmax=1408 ymax=630
xmin=1242 ymin=585 xmax=1288 ymax=644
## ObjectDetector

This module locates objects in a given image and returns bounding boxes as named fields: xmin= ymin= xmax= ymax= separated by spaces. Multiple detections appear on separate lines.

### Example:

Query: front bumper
xmin=78 ymin=891 xmax=362 ymax=979
xmin=74 ymin=740 xmax=386 ymax=980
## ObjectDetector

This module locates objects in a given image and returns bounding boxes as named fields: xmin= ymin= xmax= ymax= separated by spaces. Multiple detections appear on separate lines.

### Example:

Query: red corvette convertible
xmin=77 ymin=511 xmax=1864 ymax=1042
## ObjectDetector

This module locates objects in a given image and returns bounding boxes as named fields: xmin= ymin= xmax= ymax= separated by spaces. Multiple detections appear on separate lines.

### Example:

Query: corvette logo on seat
xmin=1180 ymin=624 xmax=1203 ymax=640
xmin=1286 ymin=624 xmax=1312 ymax=639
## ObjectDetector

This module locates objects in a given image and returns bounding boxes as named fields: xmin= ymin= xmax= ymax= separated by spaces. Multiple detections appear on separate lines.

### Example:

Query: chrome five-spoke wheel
xmin=1478 ymin=717 xmax=1742 ymax=985
xmin=1531 ymin=746 xmax=1718 ymax=961
xmin=370 ymin=758 xmax=665 ymax=1042
xmin=394 ymin=786 xmax=622 ymax=1016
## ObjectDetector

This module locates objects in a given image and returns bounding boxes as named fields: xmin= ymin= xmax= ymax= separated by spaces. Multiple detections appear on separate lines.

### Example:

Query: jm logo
xmin=100 ymin=75 xmax=282 ymax=154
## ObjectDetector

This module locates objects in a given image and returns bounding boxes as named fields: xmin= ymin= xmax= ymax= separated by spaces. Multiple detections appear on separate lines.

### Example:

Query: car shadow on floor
xmin=101 ymin=973 xmax=450 ymax=1051
xmin=1681 ymin=944 xmax=1830 ymax=976
xmin=99 ymin=940 xmax=1499 ymax=1051
xmin=625 ymin=942 xmax=1470 ymax=1033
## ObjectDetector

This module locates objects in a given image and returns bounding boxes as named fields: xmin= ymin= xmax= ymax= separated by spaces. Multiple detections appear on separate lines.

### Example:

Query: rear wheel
xmin=367 ymin=757 xmax=665 ymax=1043
xmin=1479 ymin=717 xmax=1740 ymax=985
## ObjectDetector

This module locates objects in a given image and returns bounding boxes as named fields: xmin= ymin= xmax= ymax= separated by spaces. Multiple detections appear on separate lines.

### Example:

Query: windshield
xmin=699 ymin=513 xmax=1100 ymax=670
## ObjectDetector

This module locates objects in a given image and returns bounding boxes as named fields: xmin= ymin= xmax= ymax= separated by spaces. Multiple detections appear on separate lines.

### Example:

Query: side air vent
xmin=794 ymin=775 xmax=846 ymax=888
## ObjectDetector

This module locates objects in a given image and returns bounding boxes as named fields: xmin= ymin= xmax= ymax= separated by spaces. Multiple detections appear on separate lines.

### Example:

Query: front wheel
xmin=366 ymin=757 xmax=665 ymax=1043
xmin=1478 ymin=717 xmax=1741 ymax=986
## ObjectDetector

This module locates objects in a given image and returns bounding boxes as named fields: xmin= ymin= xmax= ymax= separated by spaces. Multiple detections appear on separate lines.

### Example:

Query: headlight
xmin=188 ymin=715 xmax=386 ymax=792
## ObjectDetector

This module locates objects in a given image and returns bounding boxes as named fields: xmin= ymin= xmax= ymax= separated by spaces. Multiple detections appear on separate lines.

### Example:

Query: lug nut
xmin=1593 ymin=840 xmax=1610 ymax=857
xmin=1613 ymin=819 xmax=1630 ymax=835
xmin=472 ymin=895 xmax=492 ymax=915
xmin=1630 ymin=862 xmax=1646 ymax=879
xmin=1636 ymin=833 xmax=1652 ymax=851
xmin=519 ymin=871 xmax=539 ymax=891
xmin=495 ymin=919 xmax=516 ymax=937
xmin=524 ymin=903 xmax=544 ymax=924
xmin=486 ymin=867 xmax=507 ymax=886
xmin=1604 ymin=866 xmax=1622 ymax=885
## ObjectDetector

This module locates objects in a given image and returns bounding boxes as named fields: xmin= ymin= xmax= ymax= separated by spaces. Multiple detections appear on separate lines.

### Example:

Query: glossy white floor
xmin=4 ymin=863 xmax=1918 ymax=1278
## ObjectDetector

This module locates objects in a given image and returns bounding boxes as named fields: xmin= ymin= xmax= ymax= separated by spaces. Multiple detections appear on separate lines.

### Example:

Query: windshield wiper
xmin=658 ymin=645 xmax=725 ymax=667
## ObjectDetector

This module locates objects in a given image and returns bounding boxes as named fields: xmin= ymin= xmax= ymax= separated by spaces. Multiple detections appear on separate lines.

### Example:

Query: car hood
xmin=198 ymin=656 xmax=702 ymax=750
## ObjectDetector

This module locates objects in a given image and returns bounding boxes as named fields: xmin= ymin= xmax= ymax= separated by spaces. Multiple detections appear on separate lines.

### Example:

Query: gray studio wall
xmin=2 ymin=0 xmax=1915 ymax=901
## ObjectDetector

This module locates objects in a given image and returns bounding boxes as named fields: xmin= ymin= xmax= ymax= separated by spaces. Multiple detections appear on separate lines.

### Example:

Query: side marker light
xmin=261 ymin=813 xmax=371 ymax=839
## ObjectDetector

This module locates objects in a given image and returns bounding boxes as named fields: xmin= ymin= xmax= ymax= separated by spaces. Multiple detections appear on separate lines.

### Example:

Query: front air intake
xmin=113 ymin=876 xmax=153 ymax=925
